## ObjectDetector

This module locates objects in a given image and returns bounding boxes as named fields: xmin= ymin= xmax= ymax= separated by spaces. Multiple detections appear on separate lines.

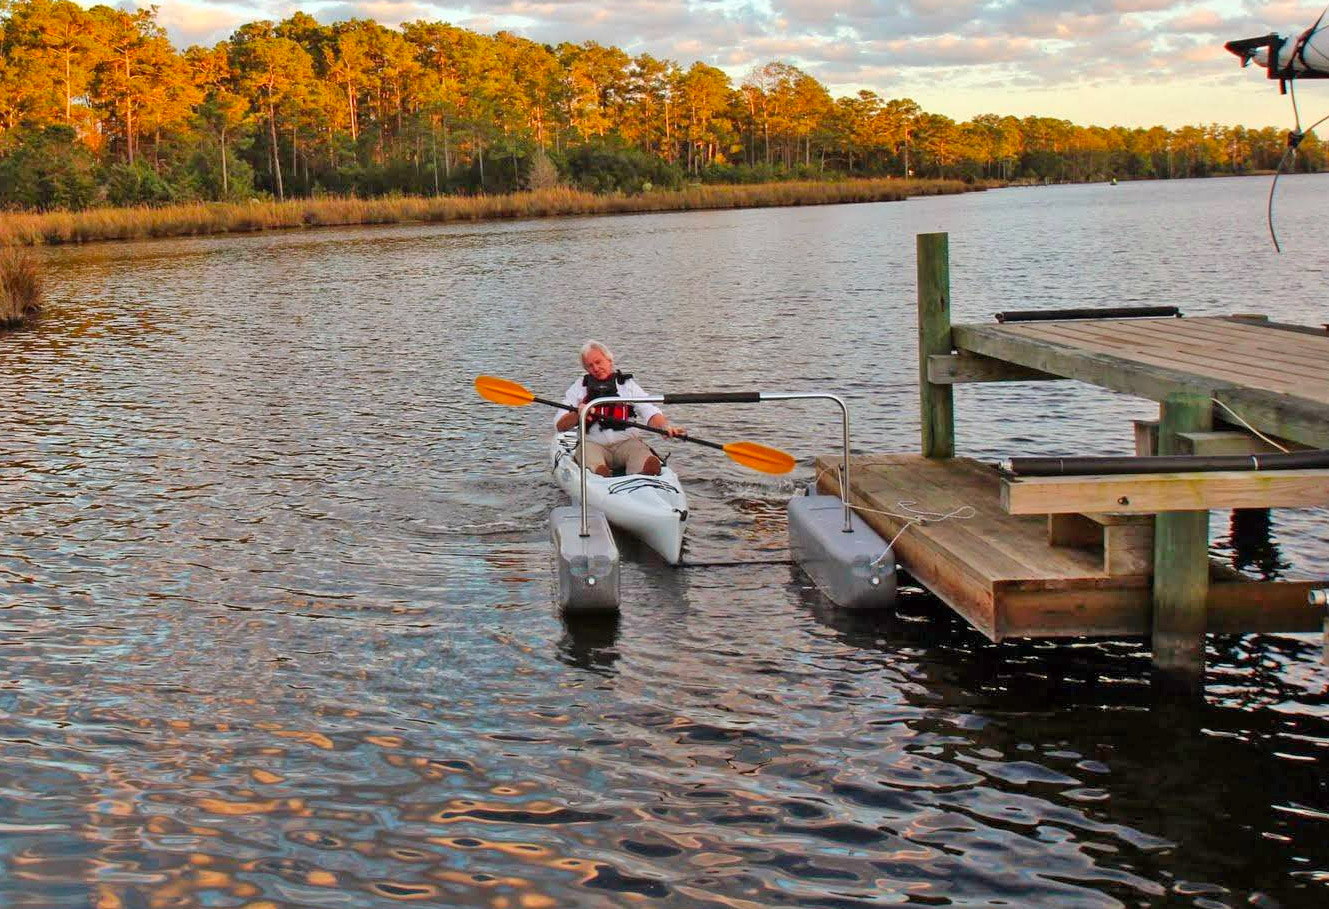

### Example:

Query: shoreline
xmin=0 ymin=179 xmax=984 ymax=247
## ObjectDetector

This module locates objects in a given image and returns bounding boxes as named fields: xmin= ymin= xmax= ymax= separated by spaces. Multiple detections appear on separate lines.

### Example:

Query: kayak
xmin=549 ymin=432 xmax=688 ymax=564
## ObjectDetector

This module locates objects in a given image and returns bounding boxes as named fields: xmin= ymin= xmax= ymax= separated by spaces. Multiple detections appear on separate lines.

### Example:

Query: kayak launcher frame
xmin=577 ymin=391 xmax=854 ymax=537
xmin=1226 ymin=32 xmax=1329 ymax=88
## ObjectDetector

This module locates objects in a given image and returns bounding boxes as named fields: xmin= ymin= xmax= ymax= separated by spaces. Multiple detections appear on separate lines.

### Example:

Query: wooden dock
xmin=825 ymin=233 xmax=1329 ymax=677
xmin=817 ymin=454 xmax=1323 ymax=640
xmin=943 ymin=314 xmax=1329 ymax=449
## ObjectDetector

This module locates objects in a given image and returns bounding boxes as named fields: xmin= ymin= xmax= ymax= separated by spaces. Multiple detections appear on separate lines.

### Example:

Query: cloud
xmin=137 ymin=0 xmax=1322 ymax=127
xmin=1164 ymin=8 xmax=1227 ymax=32
xmin=151 ymin=2 xmax=255 ymax=46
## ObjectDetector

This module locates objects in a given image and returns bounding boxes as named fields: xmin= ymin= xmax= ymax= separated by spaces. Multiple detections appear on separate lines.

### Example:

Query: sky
xmin=133 ymin=0 xmax=1329 ymax=129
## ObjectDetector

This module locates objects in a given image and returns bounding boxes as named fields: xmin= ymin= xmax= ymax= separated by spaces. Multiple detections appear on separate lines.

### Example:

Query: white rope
xmin=808 ymin=464 xmax=975 ymax=567
xmin=1209 ymin=397 xmax=1291 ymax=453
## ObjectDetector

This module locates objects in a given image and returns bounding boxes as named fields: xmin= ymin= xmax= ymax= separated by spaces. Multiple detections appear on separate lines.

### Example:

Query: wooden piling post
xmin=1152 ymin=392 xmax=1213 ymax=682
xmin=917 ymin=232 xmax=954 ymax=458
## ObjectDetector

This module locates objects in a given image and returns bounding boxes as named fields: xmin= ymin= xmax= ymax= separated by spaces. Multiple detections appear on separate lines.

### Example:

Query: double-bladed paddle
xmin=474 ymin=375 xmax=796 ymax=475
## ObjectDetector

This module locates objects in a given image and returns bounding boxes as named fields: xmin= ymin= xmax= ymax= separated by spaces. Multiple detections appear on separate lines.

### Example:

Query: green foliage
xmin=0 ymin=124 xmax=99 ymax=210
xmin=0 ymin=0 xmax=1321 ymax=213
xmin=565 ymin=140 xmax=683 ymax=193
xmin=188 ymin=145 xmax=257 ymax=201
xmin=104 ymin=163 xmax=177 ymax=206
xmin=699 ymin=162 xmax=784 ymax=184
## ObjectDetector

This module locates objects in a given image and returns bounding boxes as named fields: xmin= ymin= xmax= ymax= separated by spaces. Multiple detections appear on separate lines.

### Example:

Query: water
xmin=2 ymin=176 xmax=1327 ymax=907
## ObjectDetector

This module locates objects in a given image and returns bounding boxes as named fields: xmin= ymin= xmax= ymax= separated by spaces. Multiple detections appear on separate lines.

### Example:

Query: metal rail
xmin=576 ymin=391 xmax=855 ymax=537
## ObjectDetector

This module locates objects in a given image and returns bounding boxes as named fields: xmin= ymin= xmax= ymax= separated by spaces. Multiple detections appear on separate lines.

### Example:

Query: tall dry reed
xmin=0 ymin=247 xmax=43 ymax=328
xmin=0 ymin=178 xmax=983 ymax=247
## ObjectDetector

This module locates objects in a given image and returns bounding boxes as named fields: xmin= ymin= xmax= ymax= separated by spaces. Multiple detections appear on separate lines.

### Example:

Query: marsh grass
xmin=0 ymin=247 xmax=43 ymax=327
xmin=0 ymin=179 xmax=980 ymax=247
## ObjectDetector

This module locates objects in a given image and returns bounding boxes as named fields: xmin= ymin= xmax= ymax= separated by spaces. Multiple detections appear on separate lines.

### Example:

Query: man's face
xmin=583 ymin=348 xmax=614 ymax=381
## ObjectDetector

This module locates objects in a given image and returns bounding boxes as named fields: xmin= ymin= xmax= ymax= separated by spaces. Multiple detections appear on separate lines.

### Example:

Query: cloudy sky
xmin=142 ymin=0 xmax=1329 ymax=129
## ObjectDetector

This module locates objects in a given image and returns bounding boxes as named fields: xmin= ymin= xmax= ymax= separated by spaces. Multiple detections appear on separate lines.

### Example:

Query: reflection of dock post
xmin=917 ymin=232 xmax=954 ymax=458
xmin=1152 ymin=393 xmax=1214 ymax=682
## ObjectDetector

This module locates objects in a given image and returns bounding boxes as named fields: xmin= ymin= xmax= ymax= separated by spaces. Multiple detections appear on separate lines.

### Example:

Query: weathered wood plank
xmin=1211 ymin=386 xmax=1329 ymax=450
xmin=1114 ymin=316 xmax=1329 ymax=361
xmin=952 ymin=323 xmax=1329 ymax=448
xmin=1048 ymin=513 xmax=1101 ymax=548
xmin=917 ymin=233 xmax=954 ymax=459
xmin=1106 ymin=523 xmax=1153 ymax=576
xmin=825 ymin=454 xmax=1107 ymax=580
xmin=1104 ymin=320 xmax=1329 ymax=386
xmin=1015 ymin=321 xmax=1322 ymax=396
xmin=1224 ymin=314 xmax=1329 ymax=338
xmin=1046 ymin=512 xmax=1155 ymax=577
xmin=817 ymin=457 xmax=996 ymax=637
xmin=927 ymin=353 xmax=1060 ymax=384
xmin=888 ymin=457 xmax=1104 ymax=578
xmin=1206 ymin=580 xmax=1325 ymax=633
xmin=1015 ymin=318 xmax=1329 ymax=392
xmin=1177 ymin=430 xmax=1298 ymax=456
xmin=996 ymin=576 xmax=1324 ymax=637
xmin=1134 ymin=420 xmax=1159 ymax=456
xmin=995 ymin=580 xmax=1151 ymax=638
xmin=1152 ymin=393 xmax=1212 ymax=680
xmin=1156 ymin=318 xmax=1329 ymax=366
xmin=1002 ymin=469 xmax=1329 ymax=514
xmin=954 ymin=322 xmax=1221 ymax=399
xmin=827 ymin=454 xmax=1327 ymax=642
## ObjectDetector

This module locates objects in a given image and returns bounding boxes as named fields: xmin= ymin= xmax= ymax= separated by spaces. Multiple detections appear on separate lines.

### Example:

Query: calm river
xmin=2 ymin=176 xmax=1327 ymax=907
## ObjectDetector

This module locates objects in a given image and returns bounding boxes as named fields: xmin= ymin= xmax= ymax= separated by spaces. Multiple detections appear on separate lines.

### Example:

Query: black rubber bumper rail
xmin=994 ymin=305 xmax=1180 ymax=323
xmin=1001 ymin=450 xmax=1329 ymax=477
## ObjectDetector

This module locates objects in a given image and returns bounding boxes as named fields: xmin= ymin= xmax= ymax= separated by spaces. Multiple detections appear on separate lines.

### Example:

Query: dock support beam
xmin=1152 ymin=393 xmax=1214 ymax=685
xmin=1315 ymin=589 xmax=1329 ymax=666
xmin=917 ymin=232 xmax=954 ymax=459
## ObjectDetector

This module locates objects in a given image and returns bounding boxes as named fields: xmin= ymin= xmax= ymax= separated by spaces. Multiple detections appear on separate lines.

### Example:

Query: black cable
xmin=1262 ymin=9 xmax=1329 ymax=253
xmin=674 ymin=558 xmax=795 ymax=568
xmin=1267 ymin=142 xmax=1295 ymax=253
xmin=1266 ymin=108 xmax=1329 ymax=253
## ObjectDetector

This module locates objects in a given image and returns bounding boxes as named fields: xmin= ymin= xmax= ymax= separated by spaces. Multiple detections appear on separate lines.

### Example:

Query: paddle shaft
xmin=535 ymin=393 xmax=725 ymax=451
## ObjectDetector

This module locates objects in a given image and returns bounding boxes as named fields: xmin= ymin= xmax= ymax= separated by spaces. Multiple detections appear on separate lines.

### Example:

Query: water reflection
xmin=1216 ymin=508 xmax=1292 ymax=581
xmin=3 ymin=178 xmax=1328 ymax=907
xmin=557 ymin=614 xmax=622 ymax=674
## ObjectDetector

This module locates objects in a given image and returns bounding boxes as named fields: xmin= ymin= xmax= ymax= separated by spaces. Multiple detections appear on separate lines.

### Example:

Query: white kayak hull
xmin=549 ymin=433 xmax=688 ymax=564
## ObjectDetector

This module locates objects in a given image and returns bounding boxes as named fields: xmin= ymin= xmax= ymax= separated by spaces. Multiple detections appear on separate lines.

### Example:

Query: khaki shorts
xmin=575 ymin=436 xmax=657 ymax=475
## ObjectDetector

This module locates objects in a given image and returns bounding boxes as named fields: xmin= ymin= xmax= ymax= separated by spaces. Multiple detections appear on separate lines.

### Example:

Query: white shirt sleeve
xmin=557 ymin=378 xmax=584 ymax=429
xmin=620 ymin=377 xmax=662 ymax=424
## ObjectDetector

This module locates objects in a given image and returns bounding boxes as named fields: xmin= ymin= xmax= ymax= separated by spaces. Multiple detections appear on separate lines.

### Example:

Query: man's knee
xmin=594 ymin=464 xmax=611 ymax=477
xmin=641 ymin=454 xmax=661 ymax=476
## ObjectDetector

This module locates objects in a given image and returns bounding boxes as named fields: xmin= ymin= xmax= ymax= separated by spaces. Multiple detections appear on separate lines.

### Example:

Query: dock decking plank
xmin=1143 ymin=318 xmax=1329 ymax=372
xmin=1067 ymin=320 xmax=1329 ymax=392
xmin=1011 ymin=322 xmax=1324 ymax=398
xmin=1062 ymin=320 xmax=1329 ymax=390
xmin=1005 ymin=318 xmax=1329 ymax=394
xmin=877 ymin=457 xmax=1108 ymax=578
xmin=820 ymin=454 xmax=1323 ymax=640
xmin=951 ymin=322 xmax=1329 ymax=448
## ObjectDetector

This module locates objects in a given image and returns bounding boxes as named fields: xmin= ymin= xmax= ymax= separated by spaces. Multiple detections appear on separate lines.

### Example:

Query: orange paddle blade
xmin=475 ymin=375 xmax=535 ymax=406
xmin=722 ymin=441 xmax=796 ymax=475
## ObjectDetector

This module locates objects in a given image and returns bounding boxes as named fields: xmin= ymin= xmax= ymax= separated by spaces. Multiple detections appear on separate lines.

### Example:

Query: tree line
xmin=1 ymin=0 xmax=1323 ymax=210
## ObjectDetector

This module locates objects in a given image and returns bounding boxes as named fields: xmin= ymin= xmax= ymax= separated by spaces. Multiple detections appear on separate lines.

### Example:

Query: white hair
xmin=580 ymin=339 xmax=614 ymax=366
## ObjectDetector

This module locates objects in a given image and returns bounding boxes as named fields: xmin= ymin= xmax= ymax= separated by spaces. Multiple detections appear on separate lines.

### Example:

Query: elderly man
xmin=554 ymin=340 xmax=686 ymax=477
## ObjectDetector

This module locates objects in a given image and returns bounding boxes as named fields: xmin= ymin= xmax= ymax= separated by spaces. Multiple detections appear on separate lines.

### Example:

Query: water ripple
xmin=1 ymin=179 xmax=1327 ymax=906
